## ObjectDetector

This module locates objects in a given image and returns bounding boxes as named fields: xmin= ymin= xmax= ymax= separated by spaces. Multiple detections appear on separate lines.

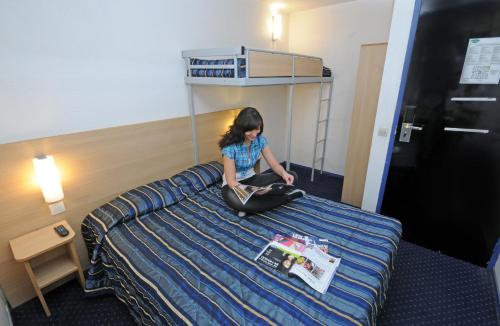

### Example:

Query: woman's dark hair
xmin=218 ymin=107 xmax=264 ymax=149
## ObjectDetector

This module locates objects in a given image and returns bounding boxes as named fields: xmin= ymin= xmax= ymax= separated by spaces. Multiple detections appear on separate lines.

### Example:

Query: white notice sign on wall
xmin=459 ymin=37 xmax=500 ymax=84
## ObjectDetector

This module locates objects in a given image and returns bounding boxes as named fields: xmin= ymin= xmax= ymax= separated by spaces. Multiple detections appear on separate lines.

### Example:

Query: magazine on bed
xmin=255 ymin=234 xmax=341 ymax=294
xmin=289 ymin=233 xmax=329 ymax=254
xmin=232 ymin=183 xmax=294 ymax=205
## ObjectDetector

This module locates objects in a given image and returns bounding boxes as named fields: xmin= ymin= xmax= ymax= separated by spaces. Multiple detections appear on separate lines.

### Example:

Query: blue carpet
xmin=287 ymin=163 xmax=344 ymax=202
xmin=378 ymin=241 xmax=499 ymax=326
xmin=11 ymin=278 xmax=134 ymax=325
xmin=10 ymin=164 xmax=500 ymax=325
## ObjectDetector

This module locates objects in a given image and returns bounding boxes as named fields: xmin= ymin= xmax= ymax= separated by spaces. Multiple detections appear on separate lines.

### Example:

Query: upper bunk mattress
xmin=82 ymin=162 xmax=402 ymax=326
xmin=190 ymin=58 xmax=246 ymax=78
xmin=189 ymin=58 xmax=332 ymax=78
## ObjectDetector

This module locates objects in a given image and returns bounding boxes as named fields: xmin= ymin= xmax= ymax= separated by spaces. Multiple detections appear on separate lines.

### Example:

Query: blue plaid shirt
xmin=221 ymin=135 xmax=268 ymax=184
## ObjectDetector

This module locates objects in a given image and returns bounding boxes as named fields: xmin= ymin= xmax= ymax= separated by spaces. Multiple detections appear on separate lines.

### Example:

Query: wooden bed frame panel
xmin=294 ymin=56 xmax=323 ymax=77
xmin=248 ymin=51 xmax=293 ymax=77
xmin=196 ymin=108 xmax=240 ymax=163
xmin=0 ymin=109 xmax=238 ymax=307
xmin=247 ymin=51 xmax=322 ymax=78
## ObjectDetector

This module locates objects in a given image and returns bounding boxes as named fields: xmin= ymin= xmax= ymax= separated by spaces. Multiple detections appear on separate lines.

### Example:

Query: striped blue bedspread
xmin=82 ymin=162 xmax=402 ymax=325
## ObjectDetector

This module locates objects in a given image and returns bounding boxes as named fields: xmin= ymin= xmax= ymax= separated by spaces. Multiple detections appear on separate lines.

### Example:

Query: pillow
xmin=83 ymin=161 xmax=223 ymax=234
xmin=84 ymin=178 xmax=186 ymax=235
xmin=170 ymin=161 xmax=224 ymax=196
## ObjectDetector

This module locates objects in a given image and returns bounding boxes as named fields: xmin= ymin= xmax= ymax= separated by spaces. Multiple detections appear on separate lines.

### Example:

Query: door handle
xmin=399 ymin=123 xmax=423 ymax=142
xmin=444 ymin=127 xmax=489 ymax=134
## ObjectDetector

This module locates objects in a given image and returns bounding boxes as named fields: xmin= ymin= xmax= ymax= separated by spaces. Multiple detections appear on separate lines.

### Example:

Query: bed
xmin=182 ymin=46 xmax=332 ymax=86
xmin=188 ymin=58 xmax=332 ymax=79
xmin=82 ymin=162 xmax=402 ymax=325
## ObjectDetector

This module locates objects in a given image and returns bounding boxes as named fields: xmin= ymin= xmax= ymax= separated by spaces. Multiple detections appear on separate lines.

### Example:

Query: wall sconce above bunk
xmin=271 ymin=14 xmax=282 ymax=41
xmin=33 ymin=155 xmax=66 ymax=215
xmin=270 ymin=3 xmax=285 ymax=41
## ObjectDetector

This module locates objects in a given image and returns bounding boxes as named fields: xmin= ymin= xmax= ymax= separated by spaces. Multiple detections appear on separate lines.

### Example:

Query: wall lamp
xmin=272 ymin=14 xmax=283 ymax=41
xmin=271 ymin=3 xmax=285 ymax=41
xmin=33 ymin=155 xmax=66 ymax=215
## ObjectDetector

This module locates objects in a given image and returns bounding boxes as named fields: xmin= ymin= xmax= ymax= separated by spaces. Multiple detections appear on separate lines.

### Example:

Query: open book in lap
xmin=232 ymin=183 xmax=295 ymax=205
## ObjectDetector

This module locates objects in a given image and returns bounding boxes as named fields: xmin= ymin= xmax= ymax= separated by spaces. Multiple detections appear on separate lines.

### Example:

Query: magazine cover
xmin=255 ymin=244 xmax=299 ymax=274
xmin=273 ymin=234 xmax=307 ymax=253
xmin=289 ymin=246 xmax=341 ymax=294
xmin=255 ymin=234 xmax=341 ymax=294
xmin=290 ymin=233 xmax=329 ymax=253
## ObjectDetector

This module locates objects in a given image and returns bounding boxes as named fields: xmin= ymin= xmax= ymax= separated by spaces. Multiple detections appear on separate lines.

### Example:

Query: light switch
xmin=377 ymin=128 xmax=389 ymax=137
xmin=48 ymin=201 xmax=66 ymax=215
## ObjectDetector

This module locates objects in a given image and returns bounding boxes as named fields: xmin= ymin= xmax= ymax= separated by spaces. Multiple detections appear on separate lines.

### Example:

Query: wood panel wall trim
xmin=0 ymin=109 xmax=237 ymax=307
xmin=196 ymin=108 xmax=241 ymax=164
xmin=341 ymin=43 xmax=388 ymax=207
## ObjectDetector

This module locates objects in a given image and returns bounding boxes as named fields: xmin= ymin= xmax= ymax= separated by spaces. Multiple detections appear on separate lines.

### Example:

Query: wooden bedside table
xmin=9 ymin=220 xmax=85 ymax=317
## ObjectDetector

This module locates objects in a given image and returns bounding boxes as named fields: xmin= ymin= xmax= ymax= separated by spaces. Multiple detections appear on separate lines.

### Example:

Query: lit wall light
xmin=272 ymin=14 xmax=282 ymax=41
xmin=270 ymin=3 xmax=285 ymax=41
xmin=33 ymin=155 xmax=66 ymax=215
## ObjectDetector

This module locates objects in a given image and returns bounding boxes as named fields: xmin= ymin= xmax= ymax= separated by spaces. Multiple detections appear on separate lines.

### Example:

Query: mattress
xmin=189 ymin=58 xmax=332 ymax=78
xmin=82 ymin=162 xmax=401 ymax=325
xmin=190 ymin=58 xmax=246 ymax=78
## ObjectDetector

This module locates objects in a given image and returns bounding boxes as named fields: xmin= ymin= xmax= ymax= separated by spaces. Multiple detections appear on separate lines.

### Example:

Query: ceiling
xmin=261 ymin=0 xmax=356 ymax=13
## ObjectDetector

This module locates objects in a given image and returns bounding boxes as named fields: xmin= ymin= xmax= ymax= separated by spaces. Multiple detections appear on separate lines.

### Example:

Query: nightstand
xmin=9 ymin=220 xmax=85 ymax=317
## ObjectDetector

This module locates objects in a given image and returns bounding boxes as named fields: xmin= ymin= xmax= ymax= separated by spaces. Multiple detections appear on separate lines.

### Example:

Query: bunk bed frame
xmin=182 ymin=46 xmax=334 ymax=181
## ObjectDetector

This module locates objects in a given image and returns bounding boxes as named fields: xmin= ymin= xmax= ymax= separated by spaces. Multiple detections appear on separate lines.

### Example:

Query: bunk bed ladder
xmin=311 ymin=79 xmax=333 ymax=182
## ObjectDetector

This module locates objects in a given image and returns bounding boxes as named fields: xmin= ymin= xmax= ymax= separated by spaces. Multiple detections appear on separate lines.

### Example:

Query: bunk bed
xmin=182 ymin=46 xmax=333 ymax=180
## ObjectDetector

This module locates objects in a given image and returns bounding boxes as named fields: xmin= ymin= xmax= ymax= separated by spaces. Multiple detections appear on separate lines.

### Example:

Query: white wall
xmin=0 ymin=0 xmax=289 ymax=163
xmin=362 ymin=0 xmax=416 ymax=212
xmin=288 ymin=0 xmax=394 ymax=175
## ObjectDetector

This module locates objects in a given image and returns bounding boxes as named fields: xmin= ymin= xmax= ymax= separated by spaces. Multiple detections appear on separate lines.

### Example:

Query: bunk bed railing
xmin=181 ymin=46 xmax=323 ymax=60
xmin=182 ymin=46 xmax=324 ymax=82
xmin=182 ymin=47 xmax=244 ymax=57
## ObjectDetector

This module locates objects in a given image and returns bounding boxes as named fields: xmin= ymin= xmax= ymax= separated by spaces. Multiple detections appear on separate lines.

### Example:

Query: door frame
xmin=361 ymin=0 xmax=422 ymax=213
xmin=376 ymin=0 xmax=422 ymax=212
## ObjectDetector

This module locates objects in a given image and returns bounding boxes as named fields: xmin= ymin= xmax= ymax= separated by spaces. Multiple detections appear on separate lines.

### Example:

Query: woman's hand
xmin=229 ymin=182 xmax=240 ymax=189
xmin=281 ymin=171 xmax=294 ymax=185
xmin=261 ymin=146 xmax=294 ymax=185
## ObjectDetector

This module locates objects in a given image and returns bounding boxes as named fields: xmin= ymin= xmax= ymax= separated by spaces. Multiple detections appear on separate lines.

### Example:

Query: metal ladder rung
xmin=315 ymin=157 xmax=323 ymax=162
xmin=317 ymin=139 xmax=325 ymax=143
xmin=321 ymin=98 xmax=330 ymax=102
xmin=318 ymin=119 xmax=327 ymax=123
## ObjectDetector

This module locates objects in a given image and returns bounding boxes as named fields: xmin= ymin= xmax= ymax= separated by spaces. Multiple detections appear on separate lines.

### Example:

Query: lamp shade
xmin=33 ymin=155 xmax=64 ymax=203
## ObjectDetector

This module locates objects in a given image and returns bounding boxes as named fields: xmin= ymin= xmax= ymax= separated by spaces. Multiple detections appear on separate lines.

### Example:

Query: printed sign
xmin=459 ymin=37 xmax=500 ymax=84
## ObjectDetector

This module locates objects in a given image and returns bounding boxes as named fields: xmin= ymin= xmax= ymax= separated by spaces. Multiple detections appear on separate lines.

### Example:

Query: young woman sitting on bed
xmin=219 ymin=107 xmax=305 ymax=217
